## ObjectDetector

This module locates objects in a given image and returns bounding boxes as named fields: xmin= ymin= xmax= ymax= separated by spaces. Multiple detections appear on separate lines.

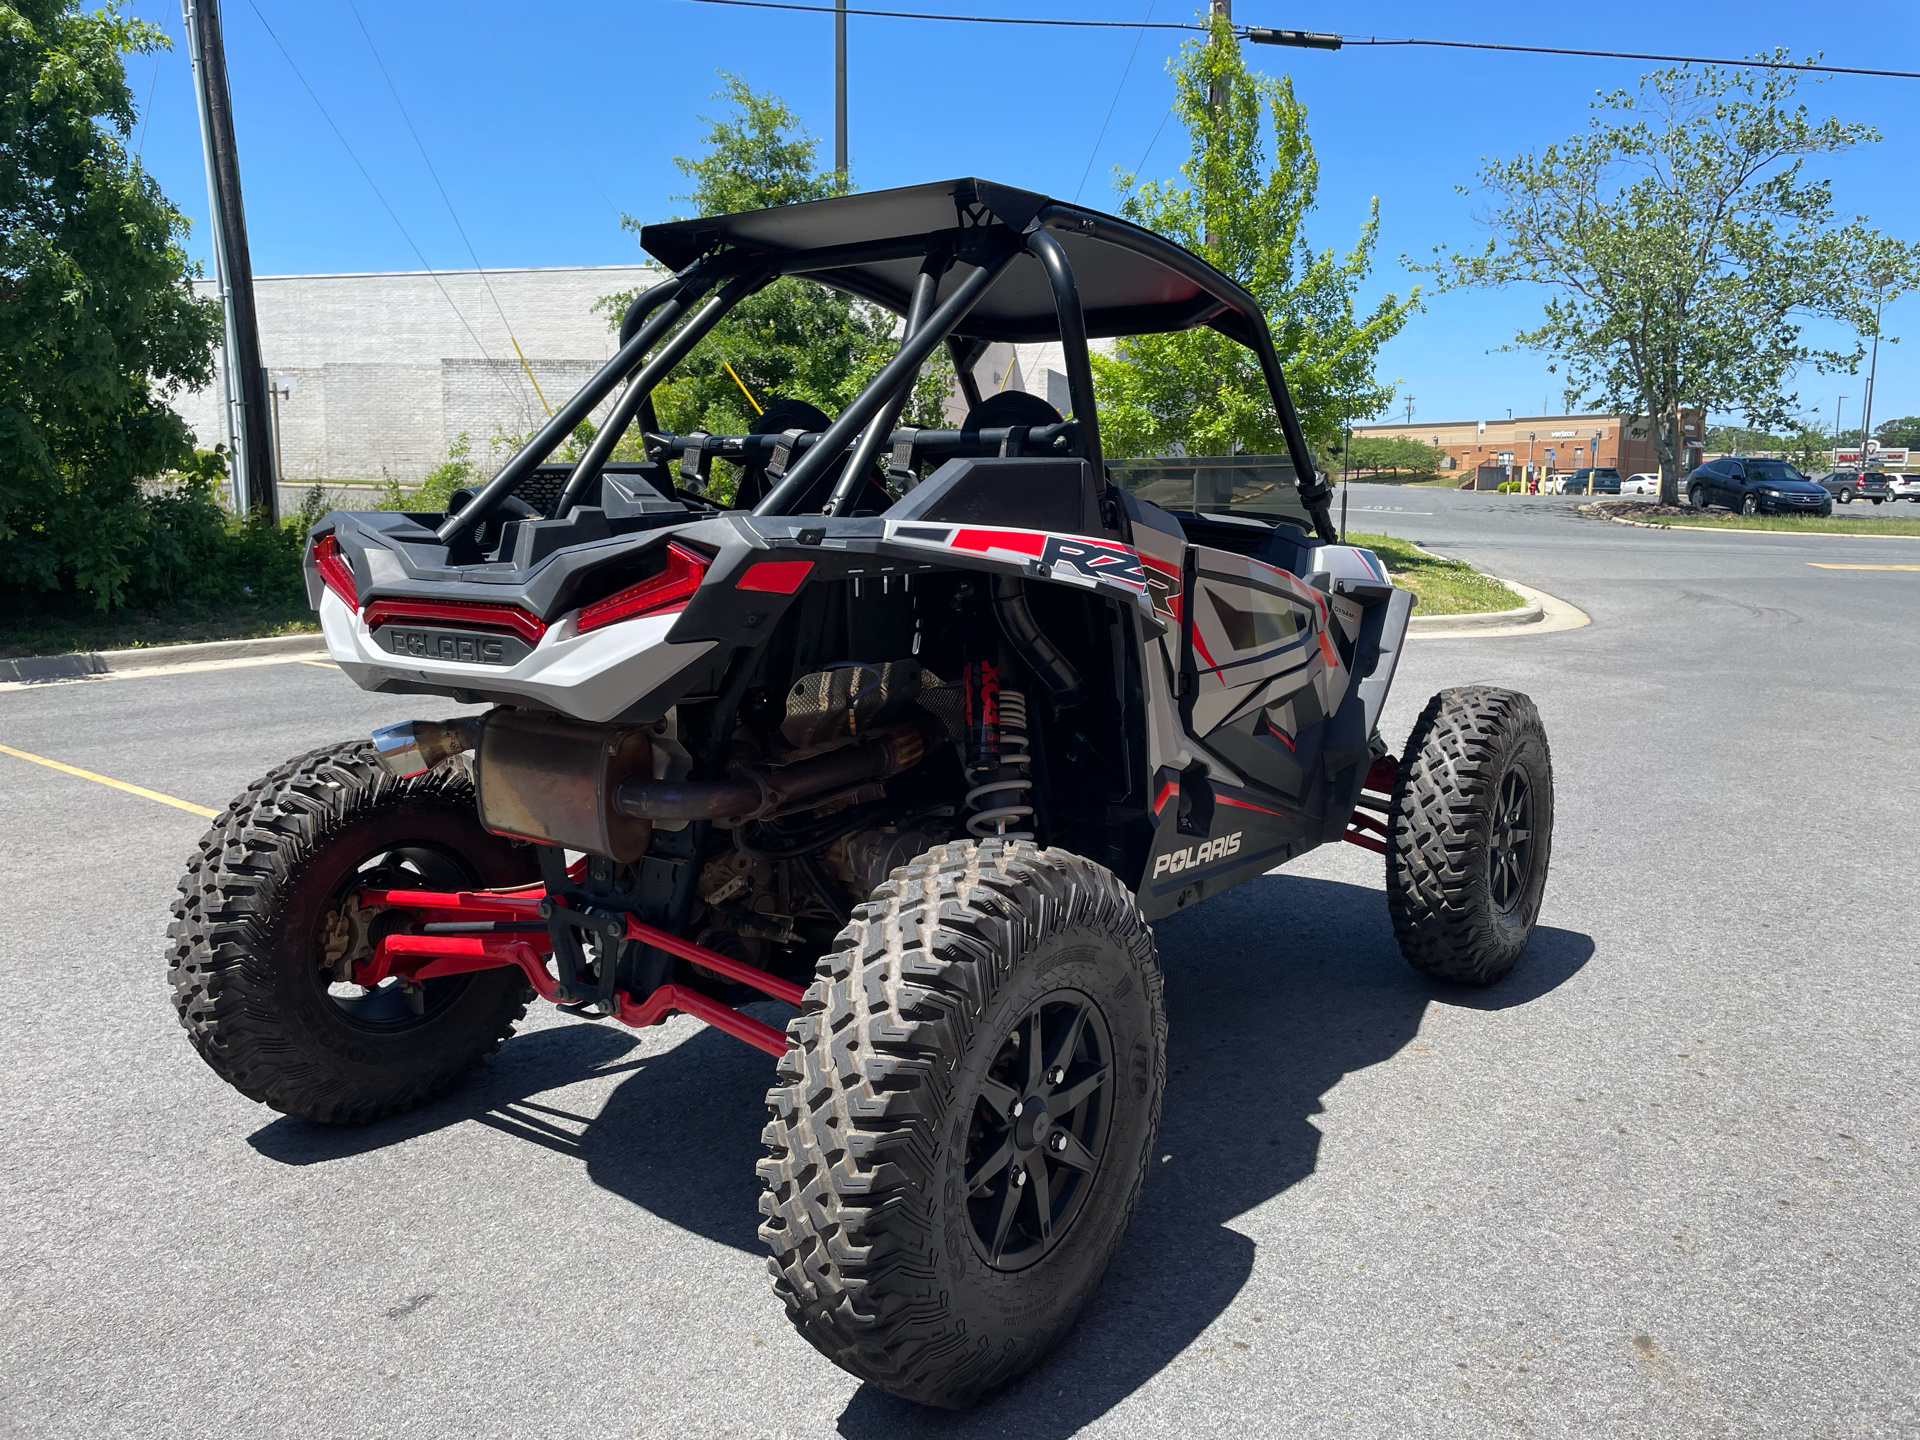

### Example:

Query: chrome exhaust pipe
xmin=369 ymin=716 xmax=484 ymax=779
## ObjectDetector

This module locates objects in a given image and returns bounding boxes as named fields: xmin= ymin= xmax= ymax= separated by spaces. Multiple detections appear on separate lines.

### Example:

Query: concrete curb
xmin=1399 ymin=543 xmax=1590 ymax=640
xmin=1595 ymin=509 xmax=1920 ymax=539
xmin=0 ymin=631 xmax=325 ymax=687
xmin=1408 ymin=599 xmax=1542 ymax=633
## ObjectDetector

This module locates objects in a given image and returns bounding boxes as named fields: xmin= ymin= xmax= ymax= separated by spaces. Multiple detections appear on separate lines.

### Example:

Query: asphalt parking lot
xmin=3 ymin=486 xmax=1916 ymax=1439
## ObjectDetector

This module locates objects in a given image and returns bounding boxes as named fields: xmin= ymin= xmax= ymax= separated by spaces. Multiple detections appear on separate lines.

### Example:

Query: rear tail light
xmin=313 ymin=534 xmax=358 ymax=611
xmin=576 ymin=543 xmax=709 ymax=633
xmin=363 ymin=598 xmax=548 ymax=646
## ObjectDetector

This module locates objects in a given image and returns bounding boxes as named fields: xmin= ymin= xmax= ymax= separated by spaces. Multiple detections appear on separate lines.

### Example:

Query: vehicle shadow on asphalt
xmin=248 ymin=871 xmax=1592 ymax=1437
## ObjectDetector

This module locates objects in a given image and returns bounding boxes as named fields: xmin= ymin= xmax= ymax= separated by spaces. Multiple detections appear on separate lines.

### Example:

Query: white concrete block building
xmin=172 ymin=266 xmax=1100 ymax=486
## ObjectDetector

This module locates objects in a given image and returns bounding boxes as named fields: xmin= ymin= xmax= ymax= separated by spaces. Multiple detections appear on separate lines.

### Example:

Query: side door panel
xmin=1182 ymin=545 xmax=1356 ymax=805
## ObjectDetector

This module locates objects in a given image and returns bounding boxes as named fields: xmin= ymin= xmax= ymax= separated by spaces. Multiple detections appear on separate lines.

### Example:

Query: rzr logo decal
xmin=1139 ymin=554 xmax=1183 ymax=621
xmin=1041 ymin=536 xmax=1145 ymax=589
xmin=1152 ymin=830 xmax=1242 ymax=878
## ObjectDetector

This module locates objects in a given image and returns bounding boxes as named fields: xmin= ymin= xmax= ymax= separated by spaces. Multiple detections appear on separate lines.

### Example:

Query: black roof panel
xmin=640 ymin=178 xmax=1242 ymax=344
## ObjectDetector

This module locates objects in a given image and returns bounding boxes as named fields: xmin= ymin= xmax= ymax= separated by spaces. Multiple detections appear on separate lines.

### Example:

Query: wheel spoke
xmin=1044 ymin=1001 xmax=1090 ymax=1081
xmin=979 ymin=1075 xmax=1019 ymax=1120
xmin=1024 ymin=1009 xmax=1044 ymax=1094
xmin=988 ymin=1172 xmax=1022 ymax=1261
xmin=1051 ymin=1130 xmax=1098 ymax=1173
xmin=1051 ymin=1065 xmax=1109 ymax=1116
xmin=966 ymin=1135 xmax=1015 ymax=1191
xmin=1029 ymin=1159 xmax=1053 ymax=1245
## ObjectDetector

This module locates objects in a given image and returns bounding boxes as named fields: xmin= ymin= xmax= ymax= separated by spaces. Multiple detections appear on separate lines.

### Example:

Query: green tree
xmin=1416 ymin=55 xmax=1920 ymax=504
xmin=1089 ymin=18 xmax=1417 ymax=462
xmin=1344 ymin=435 xmax=1445 ymax=476
xmin=602 ymin=75 xmax=951 ymax=471
xmin=1873 ymin=414 xmax=1920 ymax=450
xmin=1 ymin=0 xmax=222 ymax=611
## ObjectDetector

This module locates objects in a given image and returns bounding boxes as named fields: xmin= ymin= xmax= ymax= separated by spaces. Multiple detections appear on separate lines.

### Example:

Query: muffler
xmin=615 ymin=723 xmax=927 ymax=823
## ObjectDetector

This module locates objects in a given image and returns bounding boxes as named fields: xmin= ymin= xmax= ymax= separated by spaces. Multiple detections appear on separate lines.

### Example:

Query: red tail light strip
xmin=577 ymin=542 xmax=709 ymax=633
xmin=312 ymin=534 xmax=359 ymax=611
xmin=363 ymin=597 xmax=548 ymax=646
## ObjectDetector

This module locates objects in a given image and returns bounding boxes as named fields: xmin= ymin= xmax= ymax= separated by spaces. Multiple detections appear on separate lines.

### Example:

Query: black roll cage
xmin=439 ymin=190 xmax=1335 ymax=545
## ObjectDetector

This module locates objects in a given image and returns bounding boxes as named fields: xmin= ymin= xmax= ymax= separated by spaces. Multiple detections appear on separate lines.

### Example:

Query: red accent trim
xmin=1217 ymin=793 xmax=1287 ymax=818
xmin=736 ymin=559 xmax=813 ymax=594
xmin=1317 ymin=628 xmax=1340 ymax=669
xmin=1342 ymin=827 xmax=1388 ymax=855
xmin=364 ymin=597 xmax=548 ymax=647
xmin=312 ymin=534 xmax=358 ymax=612
xmin=1364 ymin=756 xmax=1399 ymax=795
xmin=1191 ymin=627 xmax=1219 ymax=672
xmin=950 ymin=527 xmax=1047 ymax=557
xmin=1261 ymin=718 xmax=1297 ymax=751
xmin=1152 ymin=780 xmax=1178 ymax=817
xmin=577 ymin=542 xmax=709 ymax=632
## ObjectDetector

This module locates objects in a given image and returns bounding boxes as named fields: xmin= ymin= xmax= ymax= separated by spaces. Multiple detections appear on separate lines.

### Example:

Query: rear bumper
xmin=319 ymin=589 xmax=716 ymax=722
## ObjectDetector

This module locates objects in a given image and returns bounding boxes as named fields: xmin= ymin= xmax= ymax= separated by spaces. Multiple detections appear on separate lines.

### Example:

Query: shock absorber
xmin=962 ymin=660 xmax=1034 ymax=839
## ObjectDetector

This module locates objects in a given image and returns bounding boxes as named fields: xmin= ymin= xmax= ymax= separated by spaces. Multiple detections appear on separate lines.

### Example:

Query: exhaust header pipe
xmin=616 ymin=722 xmax=927 ymax=822
xmin=370 ymin=716 xmax=483 ymax=779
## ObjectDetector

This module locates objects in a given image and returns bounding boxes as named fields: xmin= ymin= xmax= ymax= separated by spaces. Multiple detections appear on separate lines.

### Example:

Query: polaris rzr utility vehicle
xmin=171 ymin=179 xmax=1553 ymax=1408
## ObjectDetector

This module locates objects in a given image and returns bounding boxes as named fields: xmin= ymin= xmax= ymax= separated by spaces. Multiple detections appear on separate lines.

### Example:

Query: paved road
xmin=3 ymin=489 xmax=1915 ymax=1439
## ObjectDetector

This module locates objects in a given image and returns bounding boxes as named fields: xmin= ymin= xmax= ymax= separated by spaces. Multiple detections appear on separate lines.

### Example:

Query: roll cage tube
xmin=436 ymin=258 xmax=733 ymax=543
xmin=824 ymin=247 xmax=952 ymax=515
xmin=754 ymin=238 xmax=1022 ymax=516
xmin=1031 ymin=204 xmax=1335 ymax=542
xmin=1026 ymin=228 xmax=1103 ymax=478
xmin=557 ymin=261 xmax=774 ymax=516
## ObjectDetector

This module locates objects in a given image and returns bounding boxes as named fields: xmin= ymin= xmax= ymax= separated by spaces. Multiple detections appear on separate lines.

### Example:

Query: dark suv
xmin=1563 ymin=467 xmax=1621 ymax=495
xmin=1687 ymin=459 xmax=1832 ymax=515
xmin=1814 ymin=471 xmax=1894 ymax=505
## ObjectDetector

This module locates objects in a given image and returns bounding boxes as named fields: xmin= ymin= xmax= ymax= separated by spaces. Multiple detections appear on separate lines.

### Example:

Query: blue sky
xmin=128 ymin=0 xmax=1920 ymax=432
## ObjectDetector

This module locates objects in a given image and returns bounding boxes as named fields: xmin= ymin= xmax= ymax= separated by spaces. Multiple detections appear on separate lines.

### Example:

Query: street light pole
xmin=1860 ymin=282 xmax=1887 ymax=462
xmin=1834 ymin=395 xmax=1847 ymax=463
xmin=182 ymin=0 xmax=276 ymax=523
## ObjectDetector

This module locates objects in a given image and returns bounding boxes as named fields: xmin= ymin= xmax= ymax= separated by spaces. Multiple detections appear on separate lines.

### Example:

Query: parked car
xmin=1688 ymin=458 xmax=1833 ymax=515
xmin=1621 ymin=472 xmax=1660 ymax=495
xmin=1885 ymin=472 xmax=1920 ymax=502
xmin=1814 ymin=471 xmax=1894 ymax=504
xmin=1563 ymin=467 xmax=1622 ymax=495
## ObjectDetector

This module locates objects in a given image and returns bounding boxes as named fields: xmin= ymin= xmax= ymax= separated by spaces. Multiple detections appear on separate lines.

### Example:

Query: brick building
xmin=1351 ymin=410 xmax=1706 ymax=485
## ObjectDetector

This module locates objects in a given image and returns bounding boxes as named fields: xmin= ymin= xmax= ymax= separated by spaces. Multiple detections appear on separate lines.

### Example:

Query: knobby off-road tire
xmin=169 ymin=741 xmax=538 ymax=1124
xmin=759 ymin=838 xmax=1166 ymax=1408
xmin=1387 ymin=686 xmax=1554 ymax=986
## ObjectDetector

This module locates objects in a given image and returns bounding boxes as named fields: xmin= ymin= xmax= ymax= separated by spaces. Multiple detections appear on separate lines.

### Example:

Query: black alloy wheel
xmin=1488 ymin=768 xmax=1535 ymax=914
xmin=963 ymin=990 xmax=1113 ymax=1271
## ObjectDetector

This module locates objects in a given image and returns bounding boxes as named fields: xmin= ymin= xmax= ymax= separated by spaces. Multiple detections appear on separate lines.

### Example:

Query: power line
xmin=344 ymin=0 xmax=545 ymax=418
xmin=238 ymin=0 xmax=525 ymax=417
xmin=682 ymin=2 xmax=1920 ymax=80
xmin=454 ymin=0 xmax=624 ymax=222
xmin=1074 ymin=0 xmax=1156 ymax=203
xmin=1279 ymin=33 xmax=1920 ymax=81
xmin=1127 ymin=105 xmax=1175 ymax=188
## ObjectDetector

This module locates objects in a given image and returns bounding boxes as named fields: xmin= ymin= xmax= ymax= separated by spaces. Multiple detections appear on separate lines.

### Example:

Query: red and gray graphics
xmin=1183 ymin=547 xmax=1359 ymax=805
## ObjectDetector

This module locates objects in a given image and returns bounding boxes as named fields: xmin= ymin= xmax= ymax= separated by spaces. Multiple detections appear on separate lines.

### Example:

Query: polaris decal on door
xmin=1152 ymin=830 xmax=1241 ymax=878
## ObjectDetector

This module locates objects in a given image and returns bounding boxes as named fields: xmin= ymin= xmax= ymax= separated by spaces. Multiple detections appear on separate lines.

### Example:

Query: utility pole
xmin=1860 ymin=279 xmax=1887 ymax=463
xmin=834 ymin=0 xmax=847 ymax=183
xmin=1404 ymin=394 xmax=1414 ymax=424
xmin=183 ymin=0 xmax=277 ymax=523
xmin=1834 ymin=394 xmax=1847 ymax=463
xmin=1205 ymin=0 xmax=1229 ymax=252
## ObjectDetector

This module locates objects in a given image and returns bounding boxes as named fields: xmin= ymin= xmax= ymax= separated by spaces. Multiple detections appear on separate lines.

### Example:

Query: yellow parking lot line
xmin=0 ymin=743 xmax=219 ymax=818
xmin=1807 ymin=563 xmax=1920 ymax=570
xmin=298 ymin=659 xmax=338 ymax=668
